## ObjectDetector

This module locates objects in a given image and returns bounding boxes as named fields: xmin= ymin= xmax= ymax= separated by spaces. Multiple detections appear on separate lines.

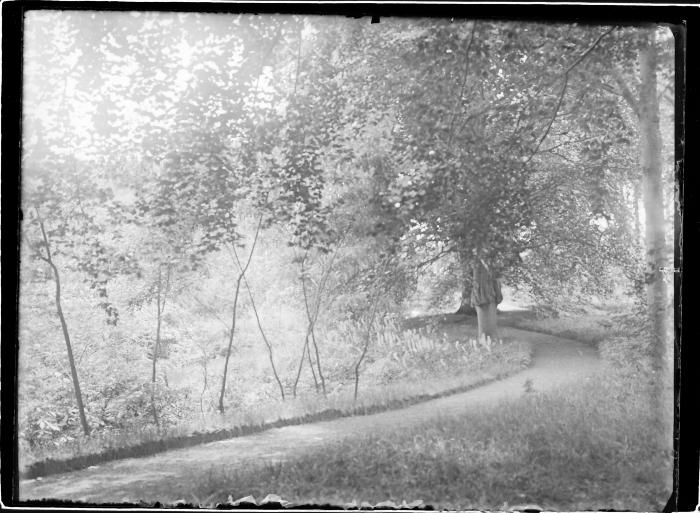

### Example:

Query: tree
xmin=471 ymin=260 xmax=504 ymax=339
xmin=149 ymin=265 xmax=171 ymax=427
xmin=636 ymin=30 xmax=669 ymax=387
xmin=336 ymin=21 xmax=650 ymax=338
xmin=23 ymin=208 xmax=91 ymax=436
xmin=455 ymin=250 xmax=477 ymax=316
xmin=335 ymin=21 xmax=613 ymax=335
xmin=236 ymin=265 xmax=286 ymax=401
xmin=609 ymin=28 xmax=671 ymax=394
xmin=21 ymin=12 xmax=142 ymax=435
xmin=353 ymin=257 xmax=395 ymax=401
xmin=291 ymin=248 xmax=340 ymax=397
xmin=218 ymin=217 xmax=263 ymax=413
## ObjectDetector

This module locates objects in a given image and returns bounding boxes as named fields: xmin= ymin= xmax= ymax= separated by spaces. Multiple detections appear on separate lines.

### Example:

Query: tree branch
xmin=547 ymin=150 xmax=578 ymax=163
xmin=415 ymin=244 xmax=457 ymax=269
xmin=447 ymin=21 xmax=478 ymax=147
xmin=22 ymin=231 xmax=51 ymax=264
xmin=539 ymin=134 xmax=602 ymax=153
xmin=563 ymin=27 xmax=617 ymax=75
xmin=612 ymin=67 xmax=640 ymax=117
xmin=229 ymin=249 xmax=286 ymax=401
xmin=227 ymin=215 xmax=264 ymax=277
xmin=525 ymin=26 xmax=617 ymax=165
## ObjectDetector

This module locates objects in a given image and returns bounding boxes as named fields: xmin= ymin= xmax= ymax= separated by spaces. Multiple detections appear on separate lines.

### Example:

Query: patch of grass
xmin=21 ymin=336 xmax=532 ymax=479
xmin=498 ymin=307 xmax=618 ymax=347
xmin=181 ymin=370 xmax=671 ymax=511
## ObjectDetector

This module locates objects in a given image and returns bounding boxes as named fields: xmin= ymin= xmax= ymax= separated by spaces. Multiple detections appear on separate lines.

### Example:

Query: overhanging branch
xmin=525 ymin=26 xmax=617 ymax=165
xmin=612 ymin=67 xmax=640 ymax=117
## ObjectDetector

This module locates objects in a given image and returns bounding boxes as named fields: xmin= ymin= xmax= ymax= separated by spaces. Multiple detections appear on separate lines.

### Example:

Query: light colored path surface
xmin=19 ymin=326 xmax=601 ymax=504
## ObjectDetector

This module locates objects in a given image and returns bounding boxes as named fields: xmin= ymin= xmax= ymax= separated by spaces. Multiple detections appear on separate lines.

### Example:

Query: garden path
xmin=19 ymin=323 xmax=601 ymax=505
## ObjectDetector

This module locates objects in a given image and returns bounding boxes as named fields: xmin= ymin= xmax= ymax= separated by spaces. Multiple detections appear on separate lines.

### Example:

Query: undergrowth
xmin=21 ymin=319 xmax=531 ymax=477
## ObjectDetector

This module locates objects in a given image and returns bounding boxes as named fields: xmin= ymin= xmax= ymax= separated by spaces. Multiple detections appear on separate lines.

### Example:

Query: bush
xmin=324 ymin=316 xmax=518 ymax=386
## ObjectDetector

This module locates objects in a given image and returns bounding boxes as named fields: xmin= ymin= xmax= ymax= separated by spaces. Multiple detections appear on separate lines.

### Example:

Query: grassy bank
xmin=497 ymin=307 xmax=619 ymax=347
xmin=22 ymin=336 xmax=532 ymax=480
xmin=179 ymin=369 xmax=672 ymax=511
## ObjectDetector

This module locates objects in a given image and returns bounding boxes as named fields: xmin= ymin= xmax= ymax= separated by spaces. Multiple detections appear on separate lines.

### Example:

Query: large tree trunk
xmin=614 ymin=30 xmax=670 ymax=395
xmin=456 ymin=251 xmax=476 ymax=315
xmin=638 ymin=29 xmax=670 ymax=399
xmin=470 ymin=260 xmax=503 ymax=340
xmin=456 ymin=286 xmax=476 ymax=315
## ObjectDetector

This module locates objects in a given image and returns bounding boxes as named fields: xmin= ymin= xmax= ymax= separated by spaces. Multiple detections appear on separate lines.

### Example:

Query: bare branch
xmin=525 ymin=75 xmax=569 ymax=165
xmin=563 ymin=27 xmax=616 ymax=75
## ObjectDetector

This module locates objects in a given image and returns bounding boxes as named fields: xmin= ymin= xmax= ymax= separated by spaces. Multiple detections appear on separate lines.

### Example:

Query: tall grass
xmin=181 ymin=369 xmax=671 ymax=511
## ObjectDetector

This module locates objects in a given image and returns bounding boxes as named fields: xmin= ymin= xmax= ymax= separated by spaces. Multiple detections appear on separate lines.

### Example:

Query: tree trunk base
xmin=455 ymin=303 xmax=477 ymax=316
xmin=475 ymin=302 xmax=499 ymax=341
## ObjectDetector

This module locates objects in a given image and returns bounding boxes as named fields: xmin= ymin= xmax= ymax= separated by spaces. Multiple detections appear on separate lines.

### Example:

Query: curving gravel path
xmin=19 ymin=326 xmax=601 ymax=505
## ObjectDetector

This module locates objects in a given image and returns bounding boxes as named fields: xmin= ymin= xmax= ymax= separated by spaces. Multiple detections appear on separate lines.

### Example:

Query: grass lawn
xmin=180 ymin=369 xmax=672 ymax=511
xmin=496 ymin=304 xmax=625 ymax=347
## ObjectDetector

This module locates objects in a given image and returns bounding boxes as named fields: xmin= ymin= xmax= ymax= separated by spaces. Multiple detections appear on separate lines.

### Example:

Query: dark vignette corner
xmin=1 ymin=0 xmax=25 ymax=507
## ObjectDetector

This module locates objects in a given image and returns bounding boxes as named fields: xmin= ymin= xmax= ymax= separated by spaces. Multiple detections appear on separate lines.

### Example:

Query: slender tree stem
xmin=151 ymin=266 xmax=162 ymax=428
xmin=306 ymin=339 xmax=319 ymax=391
xmin=354 ymin=259 xmax=389 ymax=402
xmin=218 ymin=216 xmax=263 ymax=414
xmin=292 ymin=338 xmax=310 ymax=398
xmin=354 ymin=287 xmax=381 ymax=402
xmin=293 ymin=248 xmax=340 ymax=397
xmin=229 ymin=243 xmax=286 ymax=401
xmin=301 ymin=257 xmax=326 ymax=394
xmin=35 ymin=209 xmax=91 ymax=436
